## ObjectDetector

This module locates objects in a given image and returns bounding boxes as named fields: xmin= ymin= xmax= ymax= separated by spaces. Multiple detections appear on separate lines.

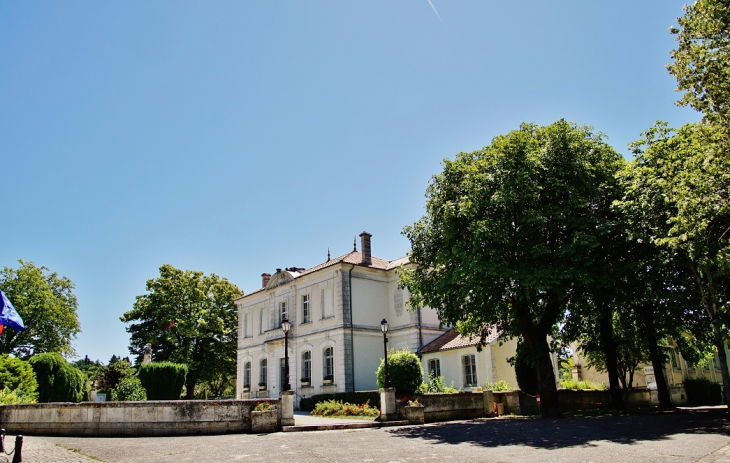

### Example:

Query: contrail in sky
xmin=426 ymin=0 xmax=442 ymax=21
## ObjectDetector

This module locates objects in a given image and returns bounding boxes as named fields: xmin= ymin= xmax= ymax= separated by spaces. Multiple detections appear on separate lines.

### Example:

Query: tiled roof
xmin=418 ymin=327 xmax=501 ymax=354
xmin=238 ymin=251 xmax=410 ymax=299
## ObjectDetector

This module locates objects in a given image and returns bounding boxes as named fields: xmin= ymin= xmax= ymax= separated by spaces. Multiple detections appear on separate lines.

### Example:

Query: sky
xmin=1 ymin=1 xmax=700 ymax=363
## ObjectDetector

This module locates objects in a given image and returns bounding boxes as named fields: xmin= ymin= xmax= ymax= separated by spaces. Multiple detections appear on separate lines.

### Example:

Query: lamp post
xmin=381 ymin=318 xmax=390 ymax=388
xmin=281 ymin=317 xmax=291 ymax=391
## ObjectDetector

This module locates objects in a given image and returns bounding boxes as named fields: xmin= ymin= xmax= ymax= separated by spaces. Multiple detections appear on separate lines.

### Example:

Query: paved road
xmin=6 ymin=409 xmax=730 ymax=462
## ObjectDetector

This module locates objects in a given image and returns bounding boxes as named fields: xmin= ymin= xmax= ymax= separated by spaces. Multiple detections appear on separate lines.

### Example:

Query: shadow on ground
xmin=388 ymin=409 xmax=730 ymax=450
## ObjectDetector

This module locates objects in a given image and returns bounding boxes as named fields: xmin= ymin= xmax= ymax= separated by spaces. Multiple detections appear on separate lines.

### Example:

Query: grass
xmin=56 ymin=444 xmax=107 ymax=462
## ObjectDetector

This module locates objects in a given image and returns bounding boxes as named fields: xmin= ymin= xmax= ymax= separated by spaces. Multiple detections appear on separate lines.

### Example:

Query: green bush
xmin=111 ymin=376 xmax=147 ymax=401
xmin=559 ymin=378 xmax=607 ymax=390
xmin=0 ymin=355 xmax=38 ymax=403
xmin=418 ymin=373 xmax=459 ymax=393
xmin=485 ymin=380 xmax=512 ymax=392
xmin=299 ymin=391 xmax=380 ymax=412
xmin=310 ymin=399 xmax=379 ymax=417
xmin=513 ymin=341 xmax=539 ymax=395
xmin=29 ymin=353 xmax=87 ymax=403
xmin=684 ymin=378 xmax=722 ymax=405
xmin=97 ymin=359 xmax=135 ymax=393
xmin=376 ymin=349 xmax=423 ymax=395
xmin=138 ymin=362 xmax=188 ymax=400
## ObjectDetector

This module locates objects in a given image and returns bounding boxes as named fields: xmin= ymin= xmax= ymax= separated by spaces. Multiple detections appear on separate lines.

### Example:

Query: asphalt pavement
xmin=6 ymin=409 xmax=730 ymax=463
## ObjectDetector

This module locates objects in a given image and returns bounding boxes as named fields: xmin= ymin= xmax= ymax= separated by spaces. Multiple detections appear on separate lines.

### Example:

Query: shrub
xmin=254 ymin=400 xmax=275 ymax=411
xmin=97 ymin=359 xmax=135 ymax=393
xmin=310 ymin=399 xmax=379 ymax=418
xmin=376 ymin=349 xmax=423 ymax=395
xmin=299 ymin=391 xmax=380 ymax=412
xmin=111 ymin=376 xmax=147 ymax=401
xmin=0 ymin=355 xmax=38 ymax=403
xmin=418 ymin=373 xmax=459 ymax=393
xmin=138 ymin=362 xmax=188 ymax=400
xmin=559 ymin=378 xmax=607 ymax=390
xmin=684 ymin=378 xmax=722 ymax=405
xmin=485 ymin=380 xmax=512 ymax=392
xmin=29 ymin=353 xmax=87 ymax=403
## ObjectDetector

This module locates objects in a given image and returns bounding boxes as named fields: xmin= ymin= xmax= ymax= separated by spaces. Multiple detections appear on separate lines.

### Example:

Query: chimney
xmin=261 ymin=273 xmax=271 ymax=288
xmin=360 ymin=232 xmax=372 ymax=266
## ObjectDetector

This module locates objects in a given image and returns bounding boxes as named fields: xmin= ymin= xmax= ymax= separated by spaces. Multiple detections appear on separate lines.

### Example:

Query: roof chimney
xmin=261 ymin=273 xmax=271 ymax=288
xmin=360 ymin=232 xmax=372 ymax=266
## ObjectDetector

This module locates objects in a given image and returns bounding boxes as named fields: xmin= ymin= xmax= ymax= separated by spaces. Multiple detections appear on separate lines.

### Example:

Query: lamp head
xmin=380 ymin=318 xmax=388 ymax=333
xmin=281 ymin=318 xmax=291 ymax=333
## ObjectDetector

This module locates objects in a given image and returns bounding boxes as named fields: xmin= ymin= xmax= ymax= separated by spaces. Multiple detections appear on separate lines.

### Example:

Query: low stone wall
xmin=409 ymin=392 xmax=488 ymax=423
xmin=0 ymin=399 xmax=282 ymax=437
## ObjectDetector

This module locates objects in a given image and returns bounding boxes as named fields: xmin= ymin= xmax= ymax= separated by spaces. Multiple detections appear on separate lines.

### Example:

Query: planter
xmin=259 ymin=385 xmax=267 ymax=391
xmin=251 ymin=409 xmax=278 ymax=433
xmin=402 ymin=406 xmax=425 ymax=425
xmin=300 ymin=381 xmax=311 ymax=387
xmin=243 ymin=387 xmax=250 ymax=393
xmin=323 ymin=379 xmax=333 ymax=385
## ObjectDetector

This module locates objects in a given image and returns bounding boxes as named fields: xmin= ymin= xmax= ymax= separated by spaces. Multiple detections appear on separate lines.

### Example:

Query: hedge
xmin=684 ymin=378 xmax=722 ymax=406
xmin=138 ymin=362 xmax=188 ymax=400
xmin=29 ymin=352 xmax=87 ymax=403
xmin=299 ymin=391 xmax=380 ymax=412
xmin=376 ymin=349 xmax=423 ymax=395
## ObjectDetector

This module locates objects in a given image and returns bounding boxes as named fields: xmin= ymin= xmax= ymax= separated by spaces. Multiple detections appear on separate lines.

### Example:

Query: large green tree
xmin=400 ymin=120 xmax=624 ymax=417
xmin=668 ymin=0 xmax=730 ymax=130
xmin=0 ymin=260 xmax=81 ymax=358
xmin=121 ymin=264 xmax=242 ymax=399
xmin=622 ymin=121 xmax=730 ymax=407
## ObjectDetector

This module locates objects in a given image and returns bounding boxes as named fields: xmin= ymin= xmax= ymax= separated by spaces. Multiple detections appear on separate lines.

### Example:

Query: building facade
xmin=235 ymin=232 xmax=448 ymax=406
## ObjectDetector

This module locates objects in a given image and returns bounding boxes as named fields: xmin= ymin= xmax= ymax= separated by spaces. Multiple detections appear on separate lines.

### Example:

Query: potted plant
xmin=402 ymin=398 xmax=425 ymax=425
xmin=300 ymin=377 xmax=311 ymax=387
xmin=258 ymin=381 xmax=267 ymax=391
xmin=251 ymin=400 xmax=278 ymax=433
xmin=243 ymin=384 xmax=251 ymax=392
xmin=323 ymin=375 xmax=334 ymax=385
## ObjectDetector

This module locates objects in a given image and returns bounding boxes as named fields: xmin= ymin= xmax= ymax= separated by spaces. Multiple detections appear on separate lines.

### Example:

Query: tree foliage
xmin=0 ymin=260 xmax=81 ymax=358
xmin=121 ymin=264 xmax=242 ymax=399
xmin=376 ymin=349 xmax=423 ymax=396
xmin=29 ymin=352 xmax=87 ymax=403
xmin=668 ymin=0 xmax=730 ymax=129
xmin=138 ymin=362 xmax=188 ymax=400
xmin=400 ymin=120 xmax=624 ymax=417
xmin=111 ymin=376 xmax=147 ymax=401
xmin=0 ymin=355 xmax=38 ymax=403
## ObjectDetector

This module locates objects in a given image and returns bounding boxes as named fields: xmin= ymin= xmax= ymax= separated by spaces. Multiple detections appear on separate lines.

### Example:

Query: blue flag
xmin=0 ymin=290 xmax=25 ymax=332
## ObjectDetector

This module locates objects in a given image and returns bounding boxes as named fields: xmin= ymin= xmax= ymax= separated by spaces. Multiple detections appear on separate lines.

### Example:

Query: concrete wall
xmin=0 ymin=399 xmax=281 ymax=437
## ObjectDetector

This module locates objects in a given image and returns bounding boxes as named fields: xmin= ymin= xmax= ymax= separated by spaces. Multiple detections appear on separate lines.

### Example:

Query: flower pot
xmin=300 ymin=381 xmax=311 ymax=387
xmin=259 ymin=385 xmax=267 ymax=391
xmin=251 ymin=409 xmax=278 ymax=433
xmin=323 ymin=379 xmax=333 ymax=385
xmin=243 ymin=387 xmax=250 ymax=393
xmin=402 ymin=405 xmax=425 ymax=425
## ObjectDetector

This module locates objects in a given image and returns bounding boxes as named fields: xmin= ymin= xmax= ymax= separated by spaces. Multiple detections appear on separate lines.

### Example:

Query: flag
xmin=0 ymin=290 xmax=25 ymax=332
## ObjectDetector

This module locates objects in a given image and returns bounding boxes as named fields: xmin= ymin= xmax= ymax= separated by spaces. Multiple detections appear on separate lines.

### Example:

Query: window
xmin=669 ymin=348 xmax=681 ymax=370
xmin=280 ymin=358 xmax=287 ymax=391
xmin=280 ymin=301 xmax=288 ymax=326
xmin=260 ymin=308 xmax=268 ymax=334
xmin=244 ymin=362 xmax=251 ymax=388
xmin=463 ymin=355 xmax=477 ymax=387
xmin=322 ymin=288 xmax=334 ymax=318
xmin=302 ymin=351 xmax=311 ymax=380
xmin=428 ymin=359 xmax=441 ymax=378
xmin=259 ymin=359 xmax=267 ymax=387
xmin=323 ymin=347 xmax=334 ymax=379
xmin=302 ymin=295 xmax=310 ymax=323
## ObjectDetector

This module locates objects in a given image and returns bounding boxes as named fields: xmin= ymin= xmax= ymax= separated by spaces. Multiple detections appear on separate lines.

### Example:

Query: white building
xmin=235 ymin=232 xmax=448 ymax=405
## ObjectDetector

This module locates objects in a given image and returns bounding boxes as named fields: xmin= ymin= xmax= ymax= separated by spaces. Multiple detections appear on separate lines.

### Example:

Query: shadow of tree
xmin=388 ymin=410 xmax=730 ymax=450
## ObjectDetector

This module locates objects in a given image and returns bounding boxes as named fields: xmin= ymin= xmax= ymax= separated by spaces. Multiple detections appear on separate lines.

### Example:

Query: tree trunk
xmin=712 ymin=322 xmax=730 ymax=408
xmin=524 ymin=332 xmax=560 ymax=418
xmin=598 ymin=302 xmax=625 ymax=409
xmin=641 ymin=304 xmax=672 ymax=407
xmin=185 ymin=372 xmax=199 ymax=400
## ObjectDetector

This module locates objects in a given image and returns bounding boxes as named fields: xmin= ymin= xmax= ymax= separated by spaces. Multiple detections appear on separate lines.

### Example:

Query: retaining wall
xmin=0 ymin=399 xmax=281 ymax=437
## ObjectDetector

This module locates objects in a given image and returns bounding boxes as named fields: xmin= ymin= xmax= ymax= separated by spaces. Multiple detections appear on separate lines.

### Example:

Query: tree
xmin=622 ymin=121 xmax=730 ymax=407
xmin=0 ymin=355 xmax=38 ymax=404
xmin=29 ymin=352 xmax=88 ymax=403
xmin=0 ymin=260 xmax=81 ymax=358
xmin=400 ymin=120 xmax=624 ymax=417
xmin=138 ymin=362 xmax=187 ymax=400
xmin=668 ymin=0 xmax=730 ymax=130
xmin=376 ymin=349 xmax=423 ymax=396
xmin=121 ymin=264 xmax=242 ymax=399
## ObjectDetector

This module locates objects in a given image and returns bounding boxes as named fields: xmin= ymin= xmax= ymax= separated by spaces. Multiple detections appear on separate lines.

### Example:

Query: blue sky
xmin=1 ymin=1 xmax=699 ymax=363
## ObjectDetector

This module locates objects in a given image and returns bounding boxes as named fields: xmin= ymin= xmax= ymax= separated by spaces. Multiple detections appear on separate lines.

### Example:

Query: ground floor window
xmin=244 ymin=362 xmax=251 ymax=388
xmin=428 ymin=358 xmax=441 ymax=378
xmin=463 ymin=354 xmax=477 ymax=387
xmin=259 ymin=359 xmax=267 ymax=387
xmin=323 ymin=347 xmax=334 ymax=380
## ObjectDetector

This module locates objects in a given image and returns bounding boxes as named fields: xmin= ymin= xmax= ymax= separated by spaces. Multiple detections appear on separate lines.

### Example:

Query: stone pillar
xmin=483 ymin=390 xmax=495 ymax=417
xmin=571 ymin=365 xmax=582 ymax=381
xmin=379 ymin=387 xmax=396 ymax=421
xmin=280 ymin=391 xmax=295 ymax=426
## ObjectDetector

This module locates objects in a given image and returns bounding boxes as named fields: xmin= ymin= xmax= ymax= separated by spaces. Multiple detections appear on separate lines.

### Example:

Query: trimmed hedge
xmin=29 ymin=353 xmax=87 ymax=403
xmin=376 ymin=349 xmax=424 ymax=395
xmin=299 ymin=391 xmax=380 ymax=412
xmin=138 ymin=362 xmax=188 ymax=400
xmin=684 ymin=378 xmax=722 ymax=405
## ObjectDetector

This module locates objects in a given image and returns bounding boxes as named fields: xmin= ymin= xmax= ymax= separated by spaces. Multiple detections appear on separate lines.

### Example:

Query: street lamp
xmin=281 ymin=317 xmax=291 ymax=392
xmin=381 ymin=318 xmax=390 ymax=388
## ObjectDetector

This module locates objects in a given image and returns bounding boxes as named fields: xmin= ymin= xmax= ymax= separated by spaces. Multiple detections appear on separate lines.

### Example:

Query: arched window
xmin=323 ymin=347 xmax=334 ymax=380
xmin=302 ymin=351 xmax=311 ymax=380
xmin=259 ymin=358 xmax=268 ymax=387
xmin=244 ymin=362 xmax=251 ymax=388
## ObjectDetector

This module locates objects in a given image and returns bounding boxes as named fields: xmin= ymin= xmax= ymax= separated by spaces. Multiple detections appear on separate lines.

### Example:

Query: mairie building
xmin=235 ymin=232 xmax=448 ymax=406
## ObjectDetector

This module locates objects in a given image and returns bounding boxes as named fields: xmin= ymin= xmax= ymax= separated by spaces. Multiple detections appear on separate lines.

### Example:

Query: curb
xmin=282 ymin=420 xmax=410 ymax=432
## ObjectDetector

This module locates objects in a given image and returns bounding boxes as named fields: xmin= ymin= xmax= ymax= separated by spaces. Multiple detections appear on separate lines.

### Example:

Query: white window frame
xmin=428 ymin=358 xmax=441 ymax=378
xmin=323 ymin=347 xmax=334 ymax=379
xmin=244 ymin=362 xmax=251 ymax=387
xmin=302 ymin=294 xmax=310 ymax=324
xmin=280 ymin=301 xmax=288 ymax=326
xmin=302 ymin=351 xmax=311 ymax=380
xmin=259 ymin=358 xmax=268 ymax=387
xmin=463 ymin=354 xmax=477 ymax=387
